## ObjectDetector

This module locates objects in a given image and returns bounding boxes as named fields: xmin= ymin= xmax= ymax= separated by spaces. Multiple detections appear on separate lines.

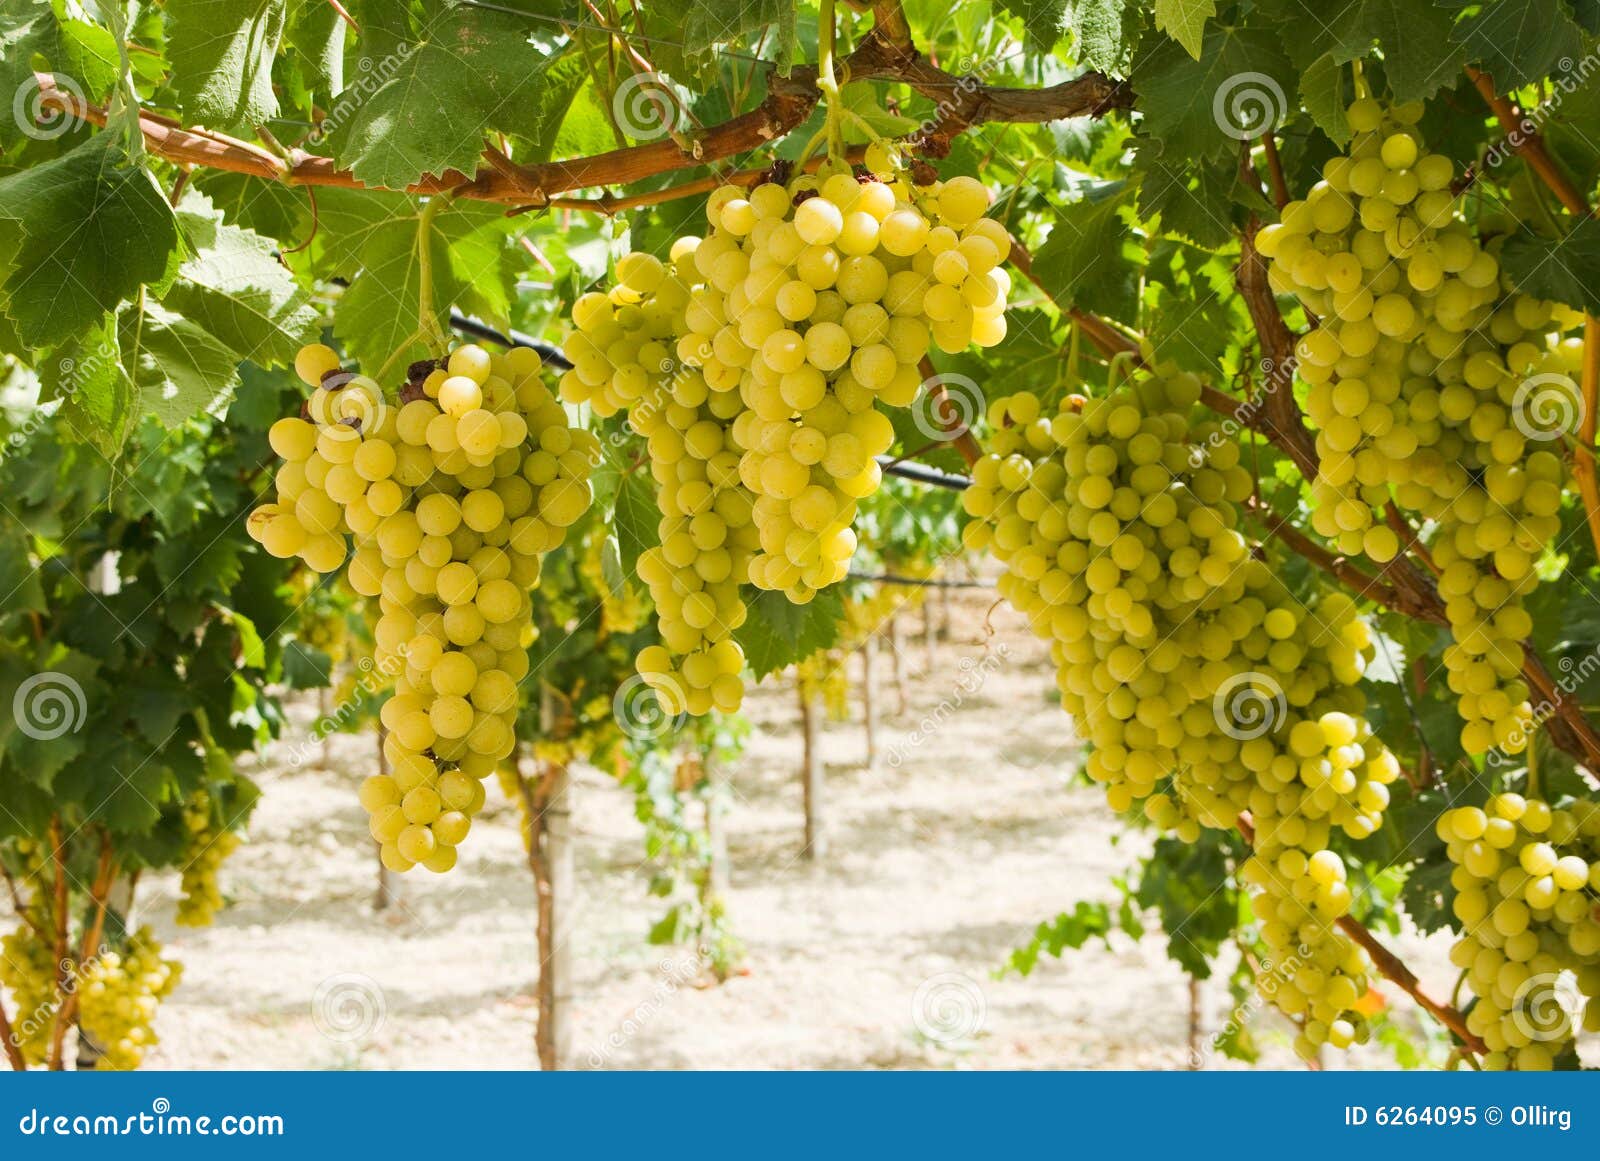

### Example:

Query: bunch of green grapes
xmin=1440 ymin=794 xmax=1600 ymax=1069
xmin=0 ymin=907 xmax=55 ymax=1064
xmin=176 ymin=792 xmax=239 ymax=927
xmin=248 ymin=341 xmax=596 ymax=872
xmin=77 ymin=928 xmax=182 ymax=1070
xmin=698 ymin=167 xmax=1008 ymax=602
xmin=964 ymin=368 xmax=1400 ymax=1053
xmin=562 ymin=246 xmax=757 ymax=717
xmin=1257 ymin=99 xmax=1584 ymax=755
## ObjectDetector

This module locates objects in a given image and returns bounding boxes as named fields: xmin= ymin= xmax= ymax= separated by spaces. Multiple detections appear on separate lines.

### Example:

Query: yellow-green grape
xmin=0 ymin=912 xmax=56 ymax=1065
xmin=176 ymin=792 xmax=240 ymax=927
xmin=1440 ymin=794 xmax=1600 ymax=1069
xmin=964 ymin=365 xmax=1401 ymax=1045
xmin=1257 ymin=100 xmax=1582 ymax=756
xmin=251 ymin=342 xmax=594 ymax=872
xmin=76 ymin=927 xmax=183 ymax=1070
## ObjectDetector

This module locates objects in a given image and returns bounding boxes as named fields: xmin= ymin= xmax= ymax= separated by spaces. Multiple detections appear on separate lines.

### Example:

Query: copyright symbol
xmin=1484 ymin=1106 xmax=1503 ymax=1125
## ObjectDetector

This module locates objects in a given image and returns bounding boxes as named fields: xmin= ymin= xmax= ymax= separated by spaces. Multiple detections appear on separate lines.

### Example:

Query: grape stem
xmin=415 ymin=194 xmax=451 ymax=358
xmin=48 ymin=833 xmax=116 ymax=1061
xmin=0 ymin=993 xmax=25 ymax=1070
xmin=44 ymin=818 xmax=68 ymax=1071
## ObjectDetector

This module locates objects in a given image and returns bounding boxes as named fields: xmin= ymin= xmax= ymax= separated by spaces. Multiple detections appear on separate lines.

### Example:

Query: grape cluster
xmin=563 ymin=247 xmax=756 ymax=716
xmin=176 ymin=792 xmax=239 ymax=927
xmin=963 ymin=367 xmax=1400 ymax=1054
xmin=1440 ymin=794 xmax=1600 ymax=1069
xmin=564 ymin=161 xmax=1011 ymax=716
xmin=77 ymin=928 xmax=182 ymax=1070
xmin=1257 ymin=99 xmax=1584 ymax=755
xmin=0 ymin=916 xmax=180 ymax=1070
xmin=248 ymin=342 xmax=596 ymax=872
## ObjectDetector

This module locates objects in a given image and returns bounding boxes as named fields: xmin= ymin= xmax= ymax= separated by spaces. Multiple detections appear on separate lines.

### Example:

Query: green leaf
xmin=120 ymin=300 xmax=242 ymax=427
xmin=167 ymin=0 xmax=289 ymax=132
xmin=42 ymin=313 xmax=138 ymax=454
xmin=1300 ymin=51 xmax=1352 ymax=146
xmin=1360 ymin=0 xmax=1464 ymax=103
xmin=1131 ymin=23 xmax=1294 ymax=162
xmin=0 ymin=524 xmax=43 ymax=619
xmin=1135 ymin=147 xmax=1265 ymax=248
xmin=1499 ymin=219 xmax=1600 ymax=313
xmin=0 ymin=134 xmax=181 ymax=350
xmin=1028 ymin=182 xmax=1140 ymax=320
xmin=0 ymin=2 xmax=120 ymax=145
xmin=735 ymin=587 xmax=843 ymax=678
xmin=1154 ymin=0 xmax=1214 ymax=58
xmin=283 ymin=639 xmax=333 ymax=688
xmin=995 ymin=0 xmax=1068 ymax=50
xmin=613 ymin=468 xmax=661 ymax=580
xmin=162 ymin=191 xmax=320 ymax=367
xmin=214 ymin=604 xmax=265 ymax=668
xmin=1446 ymin=0 xmax=1587 ymax=91
xmin=329 ymin=2 xmax=553 ymax=189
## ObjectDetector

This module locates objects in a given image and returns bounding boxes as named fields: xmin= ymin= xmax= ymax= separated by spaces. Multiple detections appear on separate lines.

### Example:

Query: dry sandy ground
xmin=73 ymin=596 xmax=1486 ymax=1069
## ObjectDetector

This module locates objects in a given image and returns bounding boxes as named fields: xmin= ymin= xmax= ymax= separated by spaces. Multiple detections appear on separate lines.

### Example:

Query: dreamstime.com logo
xmin=1212 ymin=72 xmax=1287 ymax=141
xmin=12 ymin=671 xmax=88 ymax=741
xmin=1511 ymin=373 xmax=1582 ymax=442
xmin=1510 ymin=971 xmax=1584 ymax=1044
xmin=1211 ymin=670 xmax=1285 ymax=741
xmin=12 ymin=72 xmax=83 ymax=140
xmin=910 ymin=372 xmax=984 ymax=443
xmin=311 ymin=973 xmax=386 ymax=1044
xmin=612 ymin=672 xmax=687 ymax=742
xmin=612 ymin=71 xmax=689 ymax=141
xmin=911 ymin=971 xmax=987 ymax=1045
xmin=307 ymin=44 xmax=418 ymax=144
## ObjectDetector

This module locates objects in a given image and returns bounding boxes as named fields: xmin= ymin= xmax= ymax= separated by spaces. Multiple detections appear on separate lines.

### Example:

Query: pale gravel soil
xmin=24 ymin=595 xmax=1486 ymax=1070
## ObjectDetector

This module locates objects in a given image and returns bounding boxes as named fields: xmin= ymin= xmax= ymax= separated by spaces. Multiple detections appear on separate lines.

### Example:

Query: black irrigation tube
xmin=438 ymin=315 xmax=979 ymax=492
xmin=848 ymin=571 xmax=995 ymax=590
xmin=874 ymin=458 xmax=973 ymax=491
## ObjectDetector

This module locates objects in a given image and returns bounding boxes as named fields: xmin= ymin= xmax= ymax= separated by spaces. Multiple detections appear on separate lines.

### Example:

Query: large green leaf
xmin=1153 ymin=0 xmax=1215 ymax=58
xmin=1499 ymin=219 xmax=1600 ymax=313
xmin=167 ymin=0 xmax=289 ymax=132
xmin=734 ymin=587 xmax=843 ymax=678
xmin=120 ymin=300 xmax=242 ymax=427
xmin=1028 ymin=182 xmax=1141 ymax=320
xmin=1131 ymin=23 xmax=1294 ymax=162
xmin=162 ymin=191 xmax=320 ymax=368
xmin=0 ymin=134 xmax=181 ymax=350
xmin=1445 ymin=0 xmax=1587 ymax=91
xmin=329 ymin=1 xmax=554 ymax=189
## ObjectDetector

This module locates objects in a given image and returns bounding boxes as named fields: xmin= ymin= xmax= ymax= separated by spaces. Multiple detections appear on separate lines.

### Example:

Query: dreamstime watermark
xmin=12 ymin=671 xmax=88 ymax=741
xmin=306 ymin=45 xmax=419 ymax=144
xmin=885 ymin=645 xmax=1009 ymax=768
xmin=1187 ymin=357 xmax=1287 ymax=467
xmin=11 ymin=72 xmax=83 ymax=140
xmin=1483 ymin=51 xmax=1600 ymax=171
xmin=1510 ymin=372 xmax=1582 ymax=442
xmin=1212 ymin=72 xmax=1287 ymax=142
xmin=585 ymin=950 xmax=704 ymax=1067
xmin=284 ymin=648 xmax=408 ymax=768
xmin=910 ymin=372 xmax=984 ymax=443
xmin=1510 ymin=971 xmax=1584 ymax=1044
xmin=910 ymin=971 xmax=987 ymax=1044
xmin=1211 ymin=670 xmax=1285 ymax=741
xmin=612 ymin=71 xmax=689 ymax=141
xmin=912 ymin=55 xmax=1008 ymax=137
xmin=310 ymin=973 xmax=386 ymax=1044
xmin=1488 ymin=643 xmax=1600 ymax=766
xmin=4 ymin=341 xmax=119 ymax=462
xmin=1186 ymin=944 xmax=1309 ymax=1068
xmin=612 ymin=672 xmax=687 ymax=742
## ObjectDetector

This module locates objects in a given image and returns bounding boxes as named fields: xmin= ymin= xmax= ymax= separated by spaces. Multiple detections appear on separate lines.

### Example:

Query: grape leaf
xmin=0 ymin=2 xmax=120 ymax=145
xmin=0 ymin=133 xmax=181 ymax=350
xmin=167 ymin=0 xmax=288 ymax=132
xmin=994 ymin=0 xmax=1069 ymax=50
xmin=162 ymin=191 xmax=320 ymax=368
xmin=613 ymin=467 xmax=661 ymax=579
xmin=1131 ymin=23 xmax=1294 ymax=162
xmin=120 ymin=300 xmax=242 ymax=428
xmin=1359 ymin=0 xmax=1464 ymax=102
xmin=1445 ymin=0 xmax=1587 ymax=91
xmin=1135 ymin=147 xmax=1266 ymax=248
xmin=329 ymin=2 xmax=554 ymax=189
xmin=1499 ymin=219 xmax=1600 ymax=313
xmin=1300 ymin=51 xmax=1352 ymax=146
xmin=1028 ymin=182 xmax=1141 ymax=319
xmin=735 ymin=587 xmax=843 ymax=678
xmin=41 ymin=312 xmax=138 ymax=454
xmin=1154 ymin=0 xmax=1215 ymax=58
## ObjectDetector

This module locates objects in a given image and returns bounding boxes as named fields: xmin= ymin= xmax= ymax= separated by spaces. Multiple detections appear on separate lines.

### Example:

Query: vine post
xmin=800 ymin=687 xmax=827 ymax=861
